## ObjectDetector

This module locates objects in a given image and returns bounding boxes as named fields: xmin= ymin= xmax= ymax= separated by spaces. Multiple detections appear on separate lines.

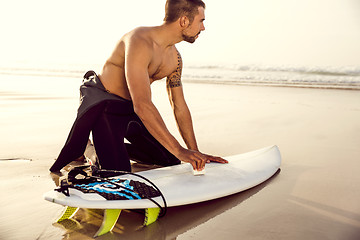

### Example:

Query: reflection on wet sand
xmin=47 ymin=162 xmax=280 ymax=239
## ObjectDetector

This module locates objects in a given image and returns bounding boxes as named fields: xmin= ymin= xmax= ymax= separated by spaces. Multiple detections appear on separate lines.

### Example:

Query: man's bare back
xmin=99 ymin=27 xmax=180 ymax=101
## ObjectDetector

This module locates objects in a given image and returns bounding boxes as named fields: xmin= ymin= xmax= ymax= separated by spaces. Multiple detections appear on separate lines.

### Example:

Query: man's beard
xmin=182 ymin=32 xmax=200 ymax=43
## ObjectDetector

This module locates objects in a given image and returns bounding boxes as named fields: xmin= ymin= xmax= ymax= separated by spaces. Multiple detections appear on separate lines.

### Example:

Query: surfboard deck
xmin=44 ymin=145 xmax=281 ymax=237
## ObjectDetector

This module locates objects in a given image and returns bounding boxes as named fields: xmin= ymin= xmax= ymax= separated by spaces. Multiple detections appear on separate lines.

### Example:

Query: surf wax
xmin=192 ymin=168 xmax=206 ymax=176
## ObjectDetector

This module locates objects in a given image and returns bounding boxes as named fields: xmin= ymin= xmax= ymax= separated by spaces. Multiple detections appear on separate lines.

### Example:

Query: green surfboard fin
xmin=144 ymin=207 xmax=160 ymax=226
xmin=56 ymin=206 xmax=79 ymax=222
xmin=94 ymin=209 xmax=122 ymax=237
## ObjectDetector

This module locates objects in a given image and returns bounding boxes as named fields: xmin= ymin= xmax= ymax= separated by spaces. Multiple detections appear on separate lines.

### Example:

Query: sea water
xmin=182 ymin=64 xmax=360 ymax=90
xmin=1 ymin=62 xmax=360 ymax=90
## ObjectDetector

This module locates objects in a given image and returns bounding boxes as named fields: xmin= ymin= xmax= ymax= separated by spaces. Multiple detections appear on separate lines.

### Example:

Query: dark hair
xmin=164 ymin=0 xmax=206 ymax=24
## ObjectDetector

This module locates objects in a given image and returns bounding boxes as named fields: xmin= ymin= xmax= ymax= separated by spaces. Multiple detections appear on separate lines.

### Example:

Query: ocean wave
xmin=181 ymin=63 xmax=360 ymax=89
xmin=185 ymin=64 xmax=360 ymax=77
xmin=1 ymin=63 xmax=359 ymax=90
xmin=0 ymin=66 xmax=84 ymax=78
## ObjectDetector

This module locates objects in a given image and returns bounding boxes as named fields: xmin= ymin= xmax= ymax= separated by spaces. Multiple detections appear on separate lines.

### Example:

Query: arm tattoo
xmin=167 ymin=50 xmax=182 ymax=88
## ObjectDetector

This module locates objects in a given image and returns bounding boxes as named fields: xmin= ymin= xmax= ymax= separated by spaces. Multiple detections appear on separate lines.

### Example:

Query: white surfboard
xmin=44 ymin=145 xmax=281 ymax=237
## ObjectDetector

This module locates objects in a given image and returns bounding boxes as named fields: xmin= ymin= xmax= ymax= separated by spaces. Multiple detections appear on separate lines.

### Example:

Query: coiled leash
xmin=55 ymin=165 xmax=167 ymax=217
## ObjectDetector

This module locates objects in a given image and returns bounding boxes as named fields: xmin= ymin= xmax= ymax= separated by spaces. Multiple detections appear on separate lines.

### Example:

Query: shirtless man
xmin=50 ymin=0 xmax=227 ymax=173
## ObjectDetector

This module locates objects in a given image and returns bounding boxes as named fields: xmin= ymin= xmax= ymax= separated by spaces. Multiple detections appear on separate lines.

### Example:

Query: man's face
xmin=182 ymin=7 xmax=206 ymax=43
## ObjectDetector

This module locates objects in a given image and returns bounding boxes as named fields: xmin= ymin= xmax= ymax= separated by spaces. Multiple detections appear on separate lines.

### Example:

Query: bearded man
xmin=50 ymin=0 xmax=227 ymax=173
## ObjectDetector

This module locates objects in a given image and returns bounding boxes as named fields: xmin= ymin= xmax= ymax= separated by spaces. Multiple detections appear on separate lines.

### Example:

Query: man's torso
xmin=99 ymin=27 xmax=179 ymax=100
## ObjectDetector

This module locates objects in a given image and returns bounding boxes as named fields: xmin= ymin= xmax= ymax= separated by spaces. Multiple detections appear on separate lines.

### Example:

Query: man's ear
xmin=179 ymin=16 xmax=190 ymax=28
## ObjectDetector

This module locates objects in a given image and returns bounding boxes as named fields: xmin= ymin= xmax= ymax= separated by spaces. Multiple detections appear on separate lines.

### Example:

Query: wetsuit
xmin=49 ymin=71 xmax=180 ymax=172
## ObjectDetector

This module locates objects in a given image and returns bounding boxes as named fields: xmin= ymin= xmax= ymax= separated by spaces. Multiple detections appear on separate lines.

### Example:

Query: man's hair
xmin=164 ymin=0 xmax=206 ymax=24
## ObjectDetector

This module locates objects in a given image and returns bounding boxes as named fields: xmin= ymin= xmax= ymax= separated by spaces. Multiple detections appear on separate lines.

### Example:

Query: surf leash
xmin=55 ymin=165 xmax=168 ymax=217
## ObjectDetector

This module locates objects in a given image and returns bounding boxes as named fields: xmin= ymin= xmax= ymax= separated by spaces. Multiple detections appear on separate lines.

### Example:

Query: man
xmin=50 ymin=0 xmax=227 ymax=173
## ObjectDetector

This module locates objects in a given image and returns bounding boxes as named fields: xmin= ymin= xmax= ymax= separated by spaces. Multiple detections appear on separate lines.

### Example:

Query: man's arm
xmin=124 ymin=36 xmax=211 ymax=170
xmin=166 ymin=50 xmax=198 ymax=151
xmin=125 ymin=36 xmax=180 ymax=154
xmin=166 ymin=50 xmax=228 ymax=165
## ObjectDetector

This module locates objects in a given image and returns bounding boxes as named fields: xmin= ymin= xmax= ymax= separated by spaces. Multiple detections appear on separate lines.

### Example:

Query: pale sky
xmin=1 ymin=0 xmax=360 ymax=68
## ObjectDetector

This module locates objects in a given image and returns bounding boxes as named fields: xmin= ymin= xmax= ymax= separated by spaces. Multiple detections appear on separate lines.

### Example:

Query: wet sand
xmin=0 ymin=78 xmax=359 ymax=239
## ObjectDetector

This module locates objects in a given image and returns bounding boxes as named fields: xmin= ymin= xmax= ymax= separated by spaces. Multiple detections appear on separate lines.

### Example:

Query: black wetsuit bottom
xmin=92 ymin=100 xmax=181 ymax=171
xmin=49 ymin=71 xmax=180 ymax=172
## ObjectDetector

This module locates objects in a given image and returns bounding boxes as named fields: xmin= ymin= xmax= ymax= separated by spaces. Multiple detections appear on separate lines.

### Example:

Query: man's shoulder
xmin=123 ymin=27 xmax=154 ymax=48
xmin=120 ymin=27 xmax=156 ymax=66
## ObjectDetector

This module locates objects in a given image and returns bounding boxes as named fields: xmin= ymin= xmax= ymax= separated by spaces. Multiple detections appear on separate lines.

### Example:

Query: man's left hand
xmin=203 ymin=154 xmax=228 ymax=164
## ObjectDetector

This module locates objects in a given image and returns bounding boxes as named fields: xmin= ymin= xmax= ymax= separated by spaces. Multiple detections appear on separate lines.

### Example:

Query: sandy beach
xmin=0 ymin=76 xmax=359 ymax=239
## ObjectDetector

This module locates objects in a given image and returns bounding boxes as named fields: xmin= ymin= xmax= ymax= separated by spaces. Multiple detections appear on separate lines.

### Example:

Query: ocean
xmin=1 ymin=62 xmax=360 ymax=90
xmin=182 ymin=64 xmax=360 ymax=90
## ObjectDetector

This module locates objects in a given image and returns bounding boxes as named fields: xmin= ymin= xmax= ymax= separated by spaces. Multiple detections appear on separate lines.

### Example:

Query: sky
xmin=1 ymin=0 xmax=360 ymax=68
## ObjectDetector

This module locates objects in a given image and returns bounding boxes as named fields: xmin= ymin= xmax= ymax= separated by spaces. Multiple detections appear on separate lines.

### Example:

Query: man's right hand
xmin=176 ymin=148 xmax=228 ymax=171
xmin=177 ymin=148 xmax=207 ymax=171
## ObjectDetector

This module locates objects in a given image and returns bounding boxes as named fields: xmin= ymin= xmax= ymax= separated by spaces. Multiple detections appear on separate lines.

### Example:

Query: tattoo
xmin=167 ymin=74 xmax=182 ymax=88
xmin=167 ymin=50 xmax=182 ymax=88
